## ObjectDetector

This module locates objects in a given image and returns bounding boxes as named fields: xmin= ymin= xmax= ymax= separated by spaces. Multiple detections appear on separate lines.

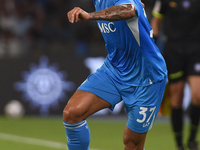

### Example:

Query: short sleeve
xmin=115 ymin=0 xmax=134 ymax=5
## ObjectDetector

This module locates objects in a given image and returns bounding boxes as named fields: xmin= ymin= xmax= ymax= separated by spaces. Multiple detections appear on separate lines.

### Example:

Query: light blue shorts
xmin=78 ymin=69 xmax=167 ymax=133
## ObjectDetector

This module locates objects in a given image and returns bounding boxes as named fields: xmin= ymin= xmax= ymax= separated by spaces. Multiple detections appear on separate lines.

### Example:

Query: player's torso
xmin=94 ymin=0 xmax=135 ymax=53
xmin=94 ymin=0 xmax=167 ymax=86
xmin=93 ymin=0 xmax=152 ymax=56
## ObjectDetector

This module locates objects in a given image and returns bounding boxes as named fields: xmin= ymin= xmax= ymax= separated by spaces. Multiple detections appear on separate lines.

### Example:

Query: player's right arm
xmin=67 ymin=4 xmax=135 ymax=23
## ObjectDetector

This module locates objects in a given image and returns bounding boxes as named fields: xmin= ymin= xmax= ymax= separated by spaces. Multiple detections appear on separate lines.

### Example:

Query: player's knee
xmin=123 ymin=134 xmax=143 ymax=150
xmin=124 ymin=135 xmax=136 ymax=150
xmin=191 ymin=93 xmax=200 ymax=106
xmin=170 ymin=101 xmax=182 ymax=108
xmin=63 ymin=105 xmax=82 ymax=123
xmin=123 ymin=140 xmax=137 ymax=150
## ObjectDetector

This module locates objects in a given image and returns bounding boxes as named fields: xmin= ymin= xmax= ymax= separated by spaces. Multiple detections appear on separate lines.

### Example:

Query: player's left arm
xmin=67 ymin=4 xmax=135 ymax=23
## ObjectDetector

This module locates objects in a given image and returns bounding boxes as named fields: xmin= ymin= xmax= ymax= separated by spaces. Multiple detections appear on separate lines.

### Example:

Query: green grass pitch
xmin=0 ymin=116 xmax=199 ymax=150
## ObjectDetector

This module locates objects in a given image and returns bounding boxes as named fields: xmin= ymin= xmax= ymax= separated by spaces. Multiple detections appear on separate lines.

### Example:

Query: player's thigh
xmin=63 ymin=69 xmax=121 ymax=122
xmin=168 ymin=80 xmax=185 ymax=108
xmin=186 ymin=44 xmax=200 ymax=105
xmin=124 ymin=77 xmax=167 ymax=134
xmin=63 ymin=90 xmax=111 ymax=122
xmin=77 ymin=69 xmax=122 ymax=111
xmin=188 ymin=76 xmax=200 ymax=105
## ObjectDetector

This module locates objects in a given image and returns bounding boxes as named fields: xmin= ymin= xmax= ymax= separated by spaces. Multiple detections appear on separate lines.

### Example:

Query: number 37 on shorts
xmin=137 ymin=106 xmax=156 ymax=128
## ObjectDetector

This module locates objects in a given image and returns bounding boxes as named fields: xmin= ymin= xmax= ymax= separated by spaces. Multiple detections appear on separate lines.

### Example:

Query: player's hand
xmin=67 ymin=7 xmax=90 ymax=23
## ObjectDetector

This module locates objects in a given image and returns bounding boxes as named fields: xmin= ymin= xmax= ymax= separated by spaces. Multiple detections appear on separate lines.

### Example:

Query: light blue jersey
xmin=94 ymin=0 xmax=167 ymax=86
xmin=78 ymin=0 xmax=167 ymax=134
xmin=64 ymin=1 xmax=168 ymax=149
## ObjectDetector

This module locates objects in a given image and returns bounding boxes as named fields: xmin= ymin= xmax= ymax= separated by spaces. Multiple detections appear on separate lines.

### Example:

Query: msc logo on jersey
xmin=98 ymin=22 xmax=116 ymax=33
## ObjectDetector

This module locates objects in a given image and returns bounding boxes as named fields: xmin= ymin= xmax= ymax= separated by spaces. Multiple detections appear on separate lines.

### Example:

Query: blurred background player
xmin=151 ymin=0 xmax=200 ymax=150
xmin=63 ymin=0 xmax=167 ymax=150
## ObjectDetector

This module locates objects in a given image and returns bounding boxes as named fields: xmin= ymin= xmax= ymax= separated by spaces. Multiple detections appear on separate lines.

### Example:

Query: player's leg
xmin=169 ymin=81 xmax=185 ymax=150
xmin=63 ymin=90 xmax=111 ymax=123
xmin=122 ymin=77 xmax=167 ymax=150
xmin=187 ymin=76 xmax=200 ymax=150
xmin=185 ymin=42 xmax=200 ymax=150
xmin=123 ymin=126 xmax=147 ymax=150
xmin=63 ymin=90 xmax=111 ymax=150
xmin=163 ymin=41 xmax=186 ymax=150
xmin=63 ymin=69 xmax=121 ymax=150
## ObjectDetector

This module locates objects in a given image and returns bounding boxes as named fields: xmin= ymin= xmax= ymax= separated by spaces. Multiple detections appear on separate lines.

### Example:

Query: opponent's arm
xmin=67 ymin=4 xmax=135 ymax=23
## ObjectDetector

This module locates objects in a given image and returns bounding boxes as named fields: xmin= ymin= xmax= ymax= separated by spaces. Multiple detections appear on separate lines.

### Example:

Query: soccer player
xmin=151 ymin=0 xmax=200 ymax=150
xmin=63 ymin=0 xmax=167 ymax=149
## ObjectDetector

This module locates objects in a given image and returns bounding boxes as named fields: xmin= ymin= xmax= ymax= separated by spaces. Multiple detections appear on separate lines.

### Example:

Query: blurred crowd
xmin=0 ymin=0 xmax=155 ymax=59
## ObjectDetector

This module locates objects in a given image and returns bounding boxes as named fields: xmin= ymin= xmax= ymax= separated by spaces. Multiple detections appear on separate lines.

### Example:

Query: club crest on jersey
xmin=98 ymin=22 xmax=116 ymax=33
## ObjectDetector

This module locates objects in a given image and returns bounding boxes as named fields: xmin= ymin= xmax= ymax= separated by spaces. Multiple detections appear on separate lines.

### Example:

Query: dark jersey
xmin=152 ymin=0 xmax=200 ymax=41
